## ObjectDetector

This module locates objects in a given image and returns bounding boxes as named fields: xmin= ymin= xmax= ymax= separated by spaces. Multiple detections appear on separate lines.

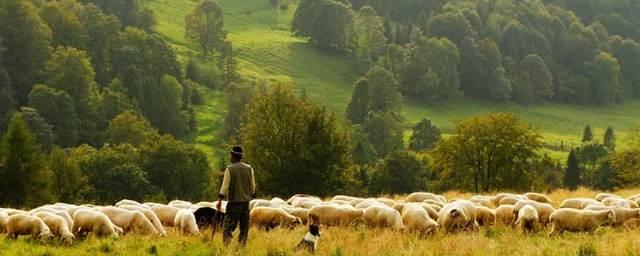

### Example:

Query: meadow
xmin=2 ymin=188 xmax=640 ymax=256
xmin=142 ymin=0 xmax=640 ymax=164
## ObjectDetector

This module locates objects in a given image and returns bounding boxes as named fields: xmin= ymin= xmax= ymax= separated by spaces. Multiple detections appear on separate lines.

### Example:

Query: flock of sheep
xmin=1 ymin=191 xmax=639 ymax=245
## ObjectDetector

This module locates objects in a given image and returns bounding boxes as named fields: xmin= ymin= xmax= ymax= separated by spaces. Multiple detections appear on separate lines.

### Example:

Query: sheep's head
xmin=449 ymin=209 xmax=461 ymax=219
xmin=606 ymin=210 xmax=617 ymax=224
xmin=38 ymin=228 xmax=54 ymax=242
xmin=62 ymin=232 xmax=75 ymax=245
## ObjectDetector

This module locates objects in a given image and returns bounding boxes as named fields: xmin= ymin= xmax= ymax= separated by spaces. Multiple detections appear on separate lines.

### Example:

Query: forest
xmin=1 ymin=0 xmax=640 ymax=209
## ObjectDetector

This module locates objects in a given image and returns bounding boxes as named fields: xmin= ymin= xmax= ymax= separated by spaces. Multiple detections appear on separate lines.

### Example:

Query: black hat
xmin=230 ymin=146 xmax=243 ymax=156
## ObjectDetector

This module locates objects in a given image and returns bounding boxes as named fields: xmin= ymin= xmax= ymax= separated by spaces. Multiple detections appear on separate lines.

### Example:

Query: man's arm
xmin=218 ymin=168 xmax=230 ymax=200
xmin=250 ymin=167 xmax=256 ymax=198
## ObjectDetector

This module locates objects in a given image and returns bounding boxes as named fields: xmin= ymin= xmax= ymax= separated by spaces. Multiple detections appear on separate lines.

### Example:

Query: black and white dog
xmin=295 ymin=224 xmax=321 ymax=253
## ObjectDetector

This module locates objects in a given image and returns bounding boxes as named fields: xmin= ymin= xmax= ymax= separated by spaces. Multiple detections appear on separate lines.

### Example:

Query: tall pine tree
xmin=582 ymin=125 xmax=593 ymax=143
xmin=564 ymin=149 xmax=581 ymax=190
xmin=603 ymin=126 xmax=615 ymax=151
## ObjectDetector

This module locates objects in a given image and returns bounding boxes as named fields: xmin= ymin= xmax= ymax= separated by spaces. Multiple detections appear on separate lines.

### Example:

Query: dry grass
xmin=3 ymin=188 xmax=640 ymax=255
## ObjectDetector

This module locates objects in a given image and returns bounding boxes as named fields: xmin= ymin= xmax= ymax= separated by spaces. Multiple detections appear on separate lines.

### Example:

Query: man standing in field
xmin=217 ymin=146 xmax=256 ymax=247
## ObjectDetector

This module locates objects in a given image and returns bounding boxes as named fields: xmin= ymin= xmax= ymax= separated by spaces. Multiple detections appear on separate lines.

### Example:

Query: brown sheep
xmin=548 ymin=209 xmax=615 ymax=235
xmin=474 ymin=206 xmax=496 ymax=226
xmin=495 ymin=205 xmax=515 ymax=226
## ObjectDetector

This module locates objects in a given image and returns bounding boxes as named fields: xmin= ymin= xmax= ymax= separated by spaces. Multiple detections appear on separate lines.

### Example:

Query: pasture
xmin=2 ymin=188 xmax=640 ymax=256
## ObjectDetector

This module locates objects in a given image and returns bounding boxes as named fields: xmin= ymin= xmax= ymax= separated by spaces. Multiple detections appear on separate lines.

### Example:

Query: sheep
xmin=355 ymin=199 xmax=385 ymax=209
xmin=195 ymin=201 xmax=217 ymax=209
xmin=376 ymin=198 xmax=397 ymax=207
xmin=498 ymin=196 xmax=522 ymax=206
xmin=474 ymin=206 xmax=496 ymax=226
xmin=286 ymin=208 xmax=310 ymax=225
xmin=437 ymin=200 xmax=478 ymax=233
xmin=151 ymin=205 xmax=180 ymax=227
xmin=168 ymin=200 xmax=193 ymax=209
xmin=118 ymin=205 xmax=167 ymax=236
xmin=559 ymin=198 xmax=602 ymax=209
xmin=5 ymin=209 xmax=29 ymax=216
xmin=5 ymin=214 xmax=54 ymax=241
xmin=362 ymin=205 xmax=405 ymax=230
xmin=33 ymin=211 xmax=75 ymax=244
xmin=595 ymin=193 xmax=622 ymax=202
xmin=495 ymin=205 xmax=516 ymax=226
xmin=470 ymin=198 xmax=494 ymax=208
xmin=331 ymin=195 xmax=360 ymax=202
xmin=524 ymin=192 xmax=553 ymax=204
xmin=515 ymin=205 xmax=539 ymax=233
xmin=491 ymin=193 xmax=524 ymax=206
xmin=99 ymin=207 xmax=158 ymax=235
xmin=250 ymin=207 xmax=302 ymax=230
xmin=392 ymin=203 xmax=406 ymax=213
xmin=401 ymin=203 xmax=437 ymax=237
xmin=308 ymin=205 xmax=363 ymax=227
xmin=513 ymin=200 xmax=555 ymax=226
xmin=115 ymin=199 xmax=145 ymax=208
xmin=330 ymin=200 xmax=353 ymax=206
xmin=292 ymin=198 xmax=322 ymax=209
xmin=406 ymin=192 xmax=446 ymax=204
xmin=423 ymin=203 xmax=442 ymax=212
xmin=548 ymin=209 xmax=616 ymax=236
xmin=174 ymin=209 xmax=200 ymax=235
xmin=422 ymin=199 xmax=445 ymax=208
xmin=0 ymin=209 xmax=8 ymax=233
xmin=287 ymin=194 xmax=321 ymax=204
xmin=415 ymin=203 xmax=440 ymax=221
xmin=30 ymin=207 xmax=74 ymax=230
xmin=584 ymin=205 xmax=640 ymax=228
xmin=602 ymin=197 xmax=639 ymax=209
xmin=72 ymin=209 xmax=123 ymax=238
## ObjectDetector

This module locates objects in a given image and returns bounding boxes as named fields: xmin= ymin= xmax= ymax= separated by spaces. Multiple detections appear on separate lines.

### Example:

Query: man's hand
xmin=216 ymin=199 xmax=222 ymax=211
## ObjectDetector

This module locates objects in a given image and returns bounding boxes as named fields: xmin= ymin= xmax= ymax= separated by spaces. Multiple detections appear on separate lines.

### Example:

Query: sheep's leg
xmin=548 ymin=225 xmax=558 ymax=237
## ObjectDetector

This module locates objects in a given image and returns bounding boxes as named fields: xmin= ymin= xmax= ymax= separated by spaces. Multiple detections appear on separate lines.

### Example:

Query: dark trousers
xmin=223 ymin=202 xmax=250 ymax=246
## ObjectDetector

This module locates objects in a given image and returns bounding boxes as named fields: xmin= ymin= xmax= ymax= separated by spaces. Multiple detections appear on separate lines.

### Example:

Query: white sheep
xmin=308 ymin=204 xmax=363 ymax=227
xmin=115 ymin=199 xmax=146 ymax=208
xmin=286 ymin=208 xmax=310 ymax=225
xmin=6 ymin=214 xmax=54 ymax=241
xmin=33 ymin=211 xmax=75 ymax=244
xmin=515 ymin=205 xmax=539 ymax=233
xmin=151 ymin=204 xmax=180 ymax=227
xmin=559 ymin=198 xmax=602 ymax=209
xmin=495 ymin=205 xmax=516 ymax=226
xmin=595 ymin=193 xmax=622 ymax=202
xmin=98 ymin=206 xmax=158 ymax=235
xmin=363 ymin=205 xmax=405 ymax=230
xmin=118 ymin=205 xmax=167 ymax=236
xmin=513 ymin=200 xmax=555 ymax=226
xmin=524 ymin=192 xmax=553 ymax=204
xmin=72 ymin=209 xmax=121 ymax=238
xmin=474 ymin=206 xmax=496 ymax=226
xmin=548 ymin=208 xmax=616 ymax=236
xmin=174 ymin=209 xmax=200 ymax=235
xmin=437 ymin=200 xmax=478 ymax=233
xmin=250 ymin=207 xmax=302 ymax=230
xmin=0 ymin=209 xmax=8 ymax=233
xmin=584 ymin=205 xmax=640 ymax=228
xmin=401 ymin=203 xmax=437 ymax=237
xmin=406 ymin=192 xmax=446 ymax=203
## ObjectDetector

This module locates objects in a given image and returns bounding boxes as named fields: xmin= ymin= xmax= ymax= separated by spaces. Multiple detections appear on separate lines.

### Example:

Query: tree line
xmin=0 ymin=0 xmax=236 ymax=208
xmin=292 ymin=0 xmax=640 ymax=106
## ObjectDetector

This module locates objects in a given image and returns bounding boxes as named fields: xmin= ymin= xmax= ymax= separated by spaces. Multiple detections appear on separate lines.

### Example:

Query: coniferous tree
xmin=603 ymin=126 xmax=616 ymax=151
xmin=409 ymin=118 xmax=441 ymax=151
xmin=582 ymin=125 xmax=593 ymax=143
xmin=346 ymin=78 xmax=370 ymax=124
xmin=564 ymin=149 xmax=581 ymax=190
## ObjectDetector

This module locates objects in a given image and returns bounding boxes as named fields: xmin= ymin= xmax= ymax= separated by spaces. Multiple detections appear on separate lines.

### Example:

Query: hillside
xmin=144 ymin=0 xmax=640 ymax=162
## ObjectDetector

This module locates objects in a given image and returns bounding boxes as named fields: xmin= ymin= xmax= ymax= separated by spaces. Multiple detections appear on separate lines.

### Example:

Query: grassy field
xmin=3 ymin=188 xmax=640 ymax=256
xmin=143 ymin=0 xmax=640 ymax=163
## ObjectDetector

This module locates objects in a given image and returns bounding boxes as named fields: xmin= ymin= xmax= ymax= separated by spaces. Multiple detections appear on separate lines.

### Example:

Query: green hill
xmin=143 ymin=0 xmax=640 ymax=163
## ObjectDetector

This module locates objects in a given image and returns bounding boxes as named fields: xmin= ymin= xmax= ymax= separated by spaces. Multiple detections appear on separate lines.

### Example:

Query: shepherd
xmin=216 ymin=146 xmax=256 ymax=247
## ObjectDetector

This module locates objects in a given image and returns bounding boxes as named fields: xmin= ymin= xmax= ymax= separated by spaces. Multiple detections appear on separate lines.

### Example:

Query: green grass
xmin=143 ymin=0 xmax=640 ymax=164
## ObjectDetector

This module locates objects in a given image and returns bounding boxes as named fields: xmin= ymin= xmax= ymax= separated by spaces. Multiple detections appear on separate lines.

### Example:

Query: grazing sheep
xmin=98 ymin=207 xmax=158 ymax=235
xmin=495 ymin=205 xmax=516 ymax=226
xmin=602 ymin=197 xmax=638 ymax=208
xmin=548 ymin=209 xmax=616 ymax=235
xmin=376 ymin=198 xmax=397 ymax=207
xmin=5 ymin=214 xmax=54 ymax=241
xmin=151 ymin=205 xmax=180 ymax=227
xmin=292 ymin=198 xmax=322 ymax=209
xmin=491 ymin=193 xmax=524 ymax=206
xmin=71 ymin=209 xmax=120 ymax=238
xmin=406 ymin=192 xmax=445 ymax=204
xmin=287 ymin=194 xmax=321 ymax=205
xmin=401 ymin=203 xmax=437 ymax=237
xmin=30 ymin=208 xmax=74 ymax=230
xmin=363 ymin=205 xmax=405 ymax=230
xmin=474 ymin=206 xmax=496 ymax=226
xmin=470 ymin=198 xmax=494 ymax=208
xmin=438 ymin=200 xmax=478 ymax=233
xmin=515 ymin=205 xmax=539 ymax=233
xmin=595 ymin=193 xmax=622 ymax=202
xmin=355 ymin=199 xmax=385 ymax=209
xmin=331 ymin=195 xmax=360 ymax=202
xmin=287 ymin=208 xmax=310 ymax=225
xmin=168 ymin=200 xmax=193 ymax=209
xmin=559 ymin=198 xmax=602 ymax=209
xmin=115 ymin=199 xmax=145 ymax=208
xmin=513 ymin=200 xmax=555 ymax=226
xmin=584 ymin=206 xmax=640 ymax=228
xmin=174 ymin=209 xmax=200 ymax=235
xmin=308 ymin=205 xmax=363 ymax=227
xmin=33 ymin=211 xmax=75 ymax=244
xmin=415 ymin=203 xmax=439 ymax=221
xmin=422 ymin=200 xmax=445 ymax=208
xmin=250 ymin=207 xmax=302 ymax=230
xmin=330 ymin=200 xmax=353 ymax=206
xmin=118 ymin=205 xmax=167 ymax=236
xmin=524 ymin=192 xmax=553 ymax=204
xmin=498 ymin=196 xmax=522 ymax=206
xmin=5 ymin=209 xmax=29 ymax=216
xmin=392 ymin=203 xmax=406 ymax=213
xmin=0 ymin=209 xmax=8 ymax=233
